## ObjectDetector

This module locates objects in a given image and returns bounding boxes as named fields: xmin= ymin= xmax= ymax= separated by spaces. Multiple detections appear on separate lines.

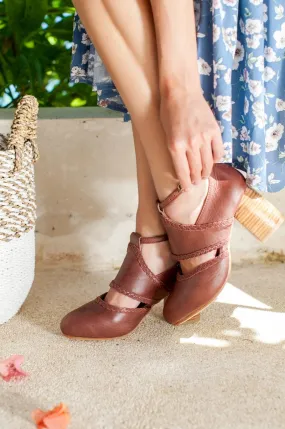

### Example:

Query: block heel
xmin=235 ymin=187 xmax=284 ymax=242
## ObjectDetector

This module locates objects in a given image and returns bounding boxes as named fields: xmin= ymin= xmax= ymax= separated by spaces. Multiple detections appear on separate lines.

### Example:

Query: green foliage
xmin=5 ymin=0 xmax=48 ymax=38
xmin=0 ymin=0 xmax=97 ymax=108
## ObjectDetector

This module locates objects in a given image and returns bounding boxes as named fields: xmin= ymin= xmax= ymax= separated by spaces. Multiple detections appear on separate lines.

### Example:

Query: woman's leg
xmin=73 ymin=0 xmax=214 ymax=274
xmin=73 ymin=0 xmax=178 ymax=199
xmin=132 ymin=124 xmax=165 ymax=239
xmin=106 ymin=124 xmax=174 ymax=308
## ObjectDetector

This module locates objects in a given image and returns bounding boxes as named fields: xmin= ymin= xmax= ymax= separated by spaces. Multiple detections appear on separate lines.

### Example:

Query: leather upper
xmin=60 ymin=232 xmax=177 ymax=339
xmin=159 ymin=165 xmax=246 ymax=261
xmin=164 ymin=251 xmax=230 ymax=325
xmin=110 ymin=233 xmax=176 ymax=305
xmin=159 ymin=164 xmax=246 ymax=325
xmin=60 ymin=293 xmax=150 ymax=339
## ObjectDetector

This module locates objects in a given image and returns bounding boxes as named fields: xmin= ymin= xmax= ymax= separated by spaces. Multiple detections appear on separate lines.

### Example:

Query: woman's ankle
xmin=164 ymin=179 xmax=209 ymax=225
xmin=161 ymin=179 xmax=217 ymax=275
xmin=136 ymin=211 xmax=166 ymax=238
xmin=136 ymin=212 xmax=175 ymax=274
xmin=106 ymin=235 xmax=175 ymax=308
xmin=141 ymin=240 xmax=175 ymax=275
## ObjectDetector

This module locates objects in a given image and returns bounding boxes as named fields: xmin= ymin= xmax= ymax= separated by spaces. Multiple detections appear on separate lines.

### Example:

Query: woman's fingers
xmin=168 ymin=127 xmax=223 ymax=189
xmin=170 ymin=146 xmax=192 ymax=189
xmin=212 ymin=131 xmax=225 ymax=163
xmin=200 ymin=143 xmax=214 ymax=179
xmin=186 ymin=143 xmax=202 ymax=184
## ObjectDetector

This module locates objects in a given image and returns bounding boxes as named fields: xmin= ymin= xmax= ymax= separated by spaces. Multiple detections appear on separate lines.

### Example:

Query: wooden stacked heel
xmin=235 ymin=187 xmax=285 ymax=242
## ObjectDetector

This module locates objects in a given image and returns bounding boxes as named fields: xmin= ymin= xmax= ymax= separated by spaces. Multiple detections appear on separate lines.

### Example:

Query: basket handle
xmin=7 ymin=95 xmax=40 ymax=172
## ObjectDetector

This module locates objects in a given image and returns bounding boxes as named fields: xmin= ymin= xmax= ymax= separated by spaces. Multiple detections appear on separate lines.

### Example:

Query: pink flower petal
xmin=44 ymin=414 xmax=70 ymax=429
xmin=0 ymin=355 xmax=28 ymax=382
xmin=32 ymin=410 xmax=47 ymax=425
xmin=0 ymin=362 xmax=9 ymax=377
xmin=32 ymin=404 xmax=70 ymax=429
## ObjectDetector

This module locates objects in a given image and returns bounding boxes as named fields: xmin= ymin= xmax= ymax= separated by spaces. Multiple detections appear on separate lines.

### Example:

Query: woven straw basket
xmin=0 ymin=95 xmax=39 ymax=324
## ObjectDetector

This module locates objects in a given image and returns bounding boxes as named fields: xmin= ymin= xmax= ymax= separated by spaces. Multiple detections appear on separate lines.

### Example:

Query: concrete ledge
xmin=0 ymin=106 xmax=122 ymax=120
xmin=1 ymin=111 xmax=285 ymax=270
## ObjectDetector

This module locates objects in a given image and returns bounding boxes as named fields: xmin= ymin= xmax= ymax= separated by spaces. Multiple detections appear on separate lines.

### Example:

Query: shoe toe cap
xmin=60 ymin=300 xmax=105 ymax=338
xmin=60 ymin=310 xmax=86 ymax=338
xmin=60 ymin=298 xmax=148 ymax=339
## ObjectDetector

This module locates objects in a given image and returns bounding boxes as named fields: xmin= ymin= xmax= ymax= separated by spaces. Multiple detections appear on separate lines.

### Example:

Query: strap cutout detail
xmin=171 ymin=240 xmax=228 ymax=261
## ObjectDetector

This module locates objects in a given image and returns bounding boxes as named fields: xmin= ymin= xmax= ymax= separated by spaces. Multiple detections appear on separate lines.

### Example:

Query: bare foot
xmin=106 ymin=240 xmax=175 ymax=308
xmin=164 ymin=180 xmax=217 ymax=274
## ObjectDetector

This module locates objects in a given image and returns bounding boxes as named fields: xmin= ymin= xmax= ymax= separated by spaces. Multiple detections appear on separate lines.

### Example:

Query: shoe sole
xmin=63 ymin=333 xmax=129 ymax=341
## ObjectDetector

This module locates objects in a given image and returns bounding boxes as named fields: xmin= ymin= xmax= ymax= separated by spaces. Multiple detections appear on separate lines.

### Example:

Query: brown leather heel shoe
xmin=60 ymin=233 xmax=177 ymax=340
xmin=159 ymin=164 xmax=284 ymax=326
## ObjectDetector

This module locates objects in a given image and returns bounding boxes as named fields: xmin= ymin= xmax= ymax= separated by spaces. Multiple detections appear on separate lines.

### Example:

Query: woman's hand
xmin=160 ymin=87 xmax=225 ymax=189
xmin=150 ymin=0 xmax=224 ymax=188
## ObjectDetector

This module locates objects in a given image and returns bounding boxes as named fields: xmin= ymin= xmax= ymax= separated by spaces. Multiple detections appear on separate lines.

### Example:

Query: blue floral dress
xmin=71 ymin=0 xmax=285 ymax=193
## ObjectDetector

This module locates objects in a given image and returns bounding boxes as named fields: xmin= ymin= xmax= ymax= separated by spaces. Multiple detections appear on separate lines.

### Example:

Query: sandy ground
xmin=1 ymin=263 xmax=285 ymax=429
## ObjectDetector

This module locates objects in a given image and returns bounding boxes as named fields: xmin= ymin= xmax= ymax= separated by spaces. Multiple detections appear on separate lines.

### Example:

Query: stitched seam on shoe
xmin=140 ymin=234 xmax=168 ymax=244
xmin=110 ymin=280 xmax=155 ymax=305
xmin=159 ymin=186 xmax=185 ymax=209
xmin=128 ymin=243 xmax=165 ymax=287
xmin=95 ymin=297 xmax=149 ymax=313
xmin=161 ymin=216 xmax=233 ymax=231
xmin=172 ymin=240 xmax=228 ymax=261
xmin=176 ymin=250 xmax=229 ymax=282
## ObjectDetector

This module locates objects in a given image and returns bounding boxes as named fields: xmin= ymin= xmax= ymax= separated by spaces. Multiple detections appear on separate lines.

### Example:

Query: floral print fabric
xmin=71 ymin=0 xmax=285 ymax=192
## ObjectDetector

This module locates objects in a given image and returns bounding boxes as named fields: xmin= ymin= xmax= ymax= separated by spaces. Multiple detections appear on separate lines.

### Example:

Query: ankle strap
xmin=110 ymin=235 xmax=176 ymax=306
xmin=158 ymin=185 xmax=184 ymax=211
xmin=130 ymin=232 xmax=168 ymax=247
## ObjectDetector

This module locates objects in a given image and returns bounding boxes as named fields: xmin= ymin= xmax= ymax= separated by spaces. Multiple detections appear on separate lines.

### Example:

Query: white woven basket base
xmin=0 ymin=228 xmax=35 ymax=324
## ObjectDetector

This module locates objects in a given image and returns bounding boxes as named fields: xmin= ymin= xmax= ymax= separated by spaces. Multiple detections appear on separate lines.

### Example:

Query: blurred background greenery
xmin=0 ymin=0 xmax=97 ymax=108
